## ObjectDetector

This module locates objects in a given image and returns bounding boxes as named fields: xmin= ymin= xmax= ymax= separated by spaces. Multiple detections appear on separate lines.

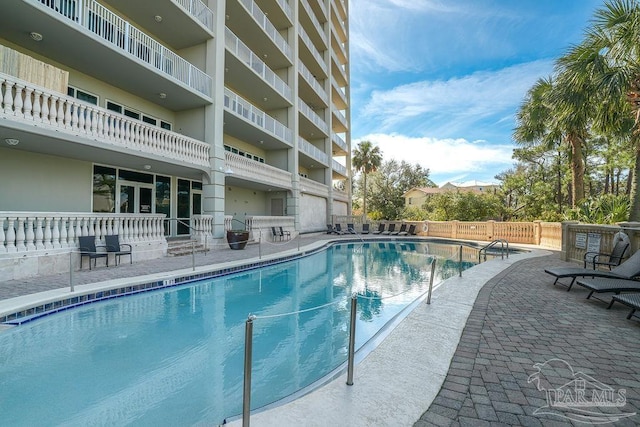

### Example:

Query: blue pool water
xmin=0 ymin=241 xmax=475 ymax=425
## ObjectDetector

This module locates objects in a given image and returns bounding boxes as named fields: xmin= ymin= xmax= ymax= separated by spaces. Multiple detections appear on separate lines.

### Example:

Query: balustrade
xmin=0 ymin=213 xmax=166 ymax=255
xmin=0 ymin=74 xmax=210 ymax=167
xmin=225 ymin=151 xmax=292 ymax=189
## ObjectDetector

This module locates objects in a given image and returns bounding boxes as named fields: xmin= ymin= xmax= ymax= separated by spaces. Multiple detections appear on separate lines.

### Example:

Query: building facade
xmin=0 ymin=0 xmax=350 ymax=278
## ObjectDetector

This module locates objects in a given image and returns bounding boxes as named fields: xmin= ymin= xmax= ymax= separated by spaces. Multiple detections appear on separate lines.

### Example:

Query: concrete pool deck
xmin=1 ymin=235 xmax=639 ymax=426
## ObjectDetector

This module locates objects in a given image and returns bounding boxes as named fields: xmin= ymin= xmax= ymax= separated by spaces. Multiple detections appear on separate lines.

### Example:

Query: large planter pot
xmin=227 ymin=230 xmax=249 ymax=250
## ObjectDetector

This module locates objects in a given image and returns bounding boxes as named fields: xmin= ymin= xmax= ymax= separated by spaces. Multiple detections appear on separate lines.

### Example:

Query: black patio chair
xmin=272 ymin=226 xmax=283 ymax=241
xmin=584 ymin=240 xmax=629 ymax=270
xmin=347 ymin=223 xmax=357 ymax=234
xmin=105 ymin=234 xmax=132 ymax=266
xmin=78 ymin=235 xmax=108 ymax=270
xmin=361 ymin=223 xmax=370 ymax=234
xmin=279 ymin=227 xmax=291 ymax=240
xmin=372 ymin=223 xmax=385 ymax=234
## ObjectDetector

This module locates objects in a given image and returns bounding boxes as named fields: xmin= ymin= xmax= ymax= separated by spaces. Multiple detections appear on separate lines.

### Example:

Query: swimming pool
xmin=0 ymin=241 xmax=476 ymax=425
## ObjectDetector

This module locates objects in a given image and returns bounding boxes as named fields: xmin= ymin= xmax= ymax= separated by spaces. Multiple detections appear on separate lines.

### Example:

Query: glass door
xmin=118 ymin=183 xmax=154 ymax=214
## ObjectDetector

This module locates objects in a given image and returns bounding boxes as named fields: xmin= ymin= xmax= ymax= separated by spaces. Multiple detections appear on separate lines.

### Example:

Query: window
xmin=92 ymin=165 xmax=116 ymax=213
xmin=106 ymin=100 xmax=172 ymax=130
xmin=68 ymin=86 xmax=98 ymax=105
xmin=224 ymin=144 xmax=265 ymax=163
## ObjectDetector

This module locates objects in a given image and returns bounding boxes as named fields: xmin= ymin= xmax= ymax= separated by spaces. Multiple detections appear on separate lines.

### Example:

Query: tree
xmin=364 ymin=160 xmax=432 ymax=220
xmin=557 ymin=0 xmax=640 ymax=220
xmin=352 ymin=140 xmax=382 ymax=218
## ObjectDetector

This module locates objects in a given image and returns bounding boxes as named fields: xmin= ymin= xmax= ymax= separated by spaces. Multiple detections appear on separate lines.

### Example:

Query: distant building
xmin=404 ymin=181 xmax=500 ymax=208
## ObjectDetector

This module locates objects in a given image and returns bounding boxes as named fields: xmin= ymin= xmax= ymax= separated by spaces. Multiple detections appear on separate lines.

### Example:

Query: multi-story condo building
xmin=0 ymin=0 xmax=351 ymax=280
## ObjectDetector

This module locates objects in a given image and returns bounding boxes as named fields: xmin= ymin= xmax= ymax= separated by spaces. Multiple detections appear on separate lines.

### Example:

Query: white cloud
xmin=353 ymin=133 xmax=514 ymax=185
xmin=356 ymin=60 xmax=553 ymax=137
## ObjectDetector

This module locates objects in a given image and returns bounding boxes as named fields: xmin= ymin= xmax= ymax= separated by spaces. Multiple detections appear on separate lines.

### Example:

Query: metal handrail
xmin=478 ymin=239 xmax=509 ymax=262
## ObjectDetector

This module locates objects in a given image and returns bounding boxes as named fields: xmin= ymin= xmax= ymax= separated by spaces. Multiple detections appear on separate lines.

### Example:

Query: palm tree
xmin=557 ymin=0 xmax=640 ymax=219
xmin=352 ymin=140 xmax=382 ymax=218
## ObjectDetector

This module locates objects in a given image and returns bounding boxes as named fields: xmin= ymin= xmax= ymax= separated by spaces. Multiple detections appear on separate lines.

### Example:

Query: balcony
xmin=257 ymin=0 xmax=294 ymax=28
xmin=331 ymin=33 xmax=348 ymax=65
xmin=335 ymin=0 xmax=347 ymax=21
xmin=0 ymin=72 xmax=210 ymax=173
xmin=299 ymin=60 xmax=329 ymax=107
xmin=225 ymin=28 xmax=293 ymax=108
xmin=298 ymin=136 xmax=329 ymax=168
xmin=331 ymin=76 xmax=347 ymax=110
xmin=331 ymin=132 xmax=348 ymax=155
xmin=0 ymin=0 xmax=213 ymax=110
xmin=332 ymin=108 xmax=348 ymax=132
xmin=332 ymin=159 xmax=347 ymax=178
xmin=300 ymin=176 xmax=329 ymax=198
xmin=300 ymin=0 xmax=327 ymax=49
xmin=299 ymin=24 xmax=328 ymax=78
xmin=331 ymin=3 xmax=347 ymax=43
xmin=225 ymin=151 xmax=292 ymax=190
xmin=331 ymin=50 xmax=348 ymax=87
xmin=223 ymin=87 xmax=293 ymax=149
xmin=310 ymin=0 xmax=328 ymax=22
xmin=102 ymin=0 xmax=215 ymax=48
xmin=298 ymin=98 xmax=329 ymax=137
xmin=227 ymin=0 xmax=293 ymax=67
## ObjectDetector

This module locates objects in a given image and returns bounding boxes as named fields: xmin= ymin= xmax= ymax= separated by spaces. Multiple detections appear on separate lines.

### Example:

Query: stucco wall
xmin=0 ymin=148 xmax=91 ymax=212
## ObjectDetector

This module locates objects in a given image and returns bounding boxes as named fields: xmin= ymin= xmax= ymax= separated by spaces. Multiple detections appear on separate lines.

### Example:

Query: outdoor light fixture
xmin=29 ymin=32 xmax=43 ymax=41
xmin=154 ymin=15 xmax=163 ymax=22
xmin=158 ymin=92 xmax=167 ymax=99
xmin=143 ymin=164 xmax=152 ymax=170
xmin=5 ymin=138 xmax=20 ymax=146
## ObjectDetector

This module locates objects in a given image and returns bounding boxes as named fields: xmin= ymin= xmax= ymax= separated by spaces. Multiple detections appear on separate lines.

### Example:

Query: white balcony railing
xmin=332 ymin=76 xmax=347 ymax=105
xmin=225 ymin=151 xmax=293 ymax=189
xmin=332 ymin=159 xmax=347 ymax=176
xmin=238 ymin=0 xmax=293 ymax=61
xmin=333 ymin=108 xmax=348 ymax=130
xmin=331 ymin=132 xmax=347 ymax=152
xmin=224 ymin=87 xmax=293 ymax=145
xmin=298 ymin=24 xmax=328 ymax=75
xmin=225 ymin=28 xmax=293 ymax=102
xmin=298 ymin=98 xmax=329 ymax=134
xmin=301 ymin=0 xmax=326 ymax=45
xmin=275 ymin=0 xmax=294 ymax=22
xmin=299 ymin=59 xmax=328 ymax=105
xmin=0 ymin=212 xmax=165 ymax=254
xmin=298 ymin=136 xmax=329 ymax=165
xmin=38 ymin=0 xmax=212 ymax=97
xmin=173 ymin=0 xmax=215 ymax=31
xmin=0 ymin=73 xmax=210 ymax=167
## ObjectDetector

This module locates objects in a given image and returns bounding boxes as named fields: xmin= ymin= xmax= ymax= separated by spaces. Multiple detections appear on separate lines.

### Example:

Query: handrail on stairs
xmin=478 ymin=239 xmax=509 ymax=262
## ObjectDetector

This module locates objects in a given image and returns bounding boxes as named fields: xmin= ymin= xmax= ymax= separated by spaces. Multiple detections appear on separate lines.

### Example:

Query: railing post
xmin=346 ymin=293 xmax=357 ymax=386
xmin=242 ymin=314 xmax=256 ymax=427
xmin=459 ymin=245 xmax=463 ymax=277
xmin=427 ymin=258 xmax=436 ymax=304
xmin=191 ymin=240 xmax=195 ymax=271
xmin=258 ymin=232 xmax=262 ymax=259
xmin=69 ymin=250 xmax=74 ymax=292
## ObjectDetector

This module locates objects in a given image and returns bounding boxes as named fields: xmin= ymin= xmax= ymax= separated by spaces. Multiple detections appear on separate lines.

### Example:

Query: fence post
xmin=427 ymin=258 xmax=436 ymax=304
xmin=242 ymin=315 xmax=256 ymax=427
xmin=346 ymin=294 xmax=357 ymax=386
xmin=69 ymin=250 xmax=74 ymax=292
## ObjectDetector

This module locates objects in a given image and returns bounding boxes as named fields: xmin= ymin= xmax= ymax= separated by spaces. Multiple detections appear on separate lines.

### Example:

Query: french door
xmin=118 ymin=182 xmax=154 ymax=214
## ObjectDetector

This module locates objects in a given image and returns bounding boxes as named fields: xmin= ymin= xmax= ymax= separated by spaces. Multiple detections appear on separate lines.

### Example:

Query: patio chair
xmin=279 ymin=226 xmax=291 ymax=240
xmin=272 ymin=227 xmax=282 ymax=241
xmin=583 ymin=240 xmax=629 ymax=270
xmin=105 ymin=234 xmax=132 ymax=266
xmin=393 ymin=224 xmax=407 ymax=235
xmin=346 ymin=223 xmax=357 ymax=234
xmin=544 ymin=249 xmax=640 ymax=291
xmin=361 ymin=223 xmax=370 ymax=234
xmin=372 ymin=223 xmax=385 ymax=235
xmin=608 ymin=293 xmax=640 ymax=320
xmin=382 ymin=223 xmax=395 ymax=235
xmin=327 ymin=224 xmax=337 ymax=234
xmin=334 ymin=224 xmax=346 ymax=235
xmin=78 ymin=235 xmax=108 ymax=270
xmin=406 ymin=224 xmax=417 ymax=235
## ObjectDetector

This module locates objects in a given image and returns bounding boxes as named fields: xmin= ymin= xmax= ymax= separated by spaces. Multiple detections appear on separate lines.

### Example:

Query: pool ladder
xmin=478 ymin=239 xmax=509 ymax=262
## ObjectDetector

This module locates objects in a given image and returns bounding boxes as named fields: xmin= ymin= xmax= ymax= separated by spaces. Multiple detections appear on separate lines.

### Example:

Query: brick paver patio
xmin=415 ymin=254 xmax=640 ymax=427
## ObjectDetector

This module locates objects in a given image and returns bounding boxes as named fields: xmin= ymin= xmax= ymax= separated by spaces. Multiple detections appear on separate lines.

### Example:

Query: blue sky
xmin=349 ymin=0 xmax=604 ymax=186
